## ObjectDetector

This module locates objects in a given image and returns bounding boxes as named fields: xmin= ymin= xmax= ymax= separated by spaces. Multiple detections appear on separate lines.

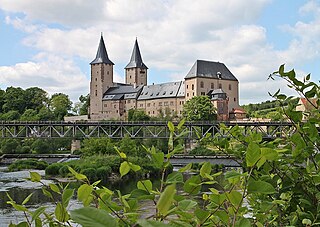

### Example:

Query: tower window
xmin=192 ymin=84 xmax=194 ymax=90
xmin=187 ymin=85 xmax=189 ymax=89
xmin=95 ymin=90 xmax=97 ymax=96
xmin=211 ymin=83 xmax=214 ymax=89
xmin=200 ymin=81 xmax=204 ymax=88
xmin=234 ymin=98 xmax=236 ymax=102
xmin=130 ymin=75 xmax=132 ymax=79
xmin=229 ymin=84 xmax=232 ymax=90
xmin=219 ymin=84 xmax=222 ymax=89
xmin=107 ymin=71 xmax=109 ymax=75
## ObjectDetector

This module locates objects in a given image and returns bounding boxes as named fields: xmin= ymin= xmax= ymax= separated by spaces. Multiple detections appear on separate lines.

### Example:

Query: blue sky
xmin=0 ymin=0 xmax=319 ymax=105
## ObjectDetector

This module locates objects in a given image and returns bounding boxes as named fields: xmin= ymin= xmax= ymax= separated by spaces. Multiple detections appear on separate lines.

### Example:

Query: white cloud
xmin=0 ymin=54 xmax=88 ymax=102
xmin=1 ymin=0 xmax=319 ymax=106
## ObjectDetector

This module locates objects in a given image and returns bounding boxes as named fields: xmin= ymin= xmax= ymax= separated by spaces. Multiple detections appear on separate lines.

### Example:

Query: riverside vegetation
xmin=6 ymin=65 xmax=320 ymax=226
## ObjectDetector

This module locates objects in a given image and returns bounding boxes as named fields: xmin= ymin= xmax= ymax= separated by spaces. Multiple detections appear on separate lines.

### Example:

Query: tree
xmin=182 ymin=96 xmax=216 ymax=121
xmin=128 ymin=109 xmax=150 ymax=121
xmin=20 ymin=109 xmax=40 ymax=121
xmin=79 ymin=94 xmax=89 ymax=115
xmin=1 ymin=110 xmax=21 ymax=120
xmin=3 ymin=87 xmax=27 ymax=114
xmin=0 ymin=139 xmax=21 ymax=154
xmin=31 ymin=139 xmax=52 ymax=154
xmin=25 ymin=87 xmax=49 ymax=111
xmin=50 ymin=93 xmax=72 ymax=120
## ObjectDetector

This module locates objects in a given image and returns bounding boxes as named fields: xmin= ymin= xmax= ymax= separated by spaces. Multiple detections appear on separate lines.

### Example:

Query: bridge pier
xmin=71 ymin=140 xmax=81 ymax=153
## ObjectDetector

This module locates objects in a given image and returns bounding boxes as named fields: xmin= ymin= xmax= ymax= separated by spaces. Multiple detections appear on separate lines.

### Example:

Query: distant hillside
xmin=241 ymin=98 xmax=299 ymax=120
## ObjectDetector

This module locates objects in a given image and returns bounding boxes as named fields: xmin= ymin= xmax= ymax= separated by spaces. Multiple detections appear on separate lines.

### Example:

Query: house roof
xmin=90 ymin=35 xmax=114 ymax=65
xmin=185 ymin=60 xmax=237 ymax=81
xmin=137 ymin=81 xmax=185 ymax=100
xmin=230 ymin=107 xmax=246 ymax=114
xmin=103 ymin=84 xmax=143 ymax=100
xmin=125 ymin=39 xmax=148 ymax=69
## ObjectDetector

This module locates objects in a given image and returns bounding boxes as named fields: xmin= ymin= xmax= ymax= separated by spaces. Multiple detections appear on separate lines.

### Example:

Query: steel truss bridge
xmin=0 ymin=121 xmax=296 ymax=140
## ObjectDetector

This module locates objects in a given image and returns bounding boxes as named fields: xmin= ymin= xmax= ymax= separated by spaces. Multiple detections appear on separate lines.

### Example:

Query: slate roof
xmin=125 ymin=39 xmax=148 ymax=69
xmin=103 ymin=84 xmax=143 ymax=100
xmin=185 ymin=60 xmax=237 ymax=81
xmin=90 ymin=35 xmax=114 ymax=65
xmin=137 ymin=81 xmax=184 ymax=100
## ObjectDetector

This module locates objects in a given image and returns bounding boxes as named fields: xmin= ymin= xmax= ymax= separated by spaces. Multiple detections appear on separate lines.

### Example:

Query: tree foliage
xmin=182 ymin=95 xmax=216 ymax=121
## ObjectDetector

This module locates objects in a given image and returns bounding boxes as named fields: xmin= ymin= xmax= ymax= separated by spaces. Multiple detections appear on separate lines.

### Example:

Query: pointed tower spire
xmin=90 ymin=35 xmax=114 ymax=65
xmin=125 ymin=38 xmax=148 ymax=69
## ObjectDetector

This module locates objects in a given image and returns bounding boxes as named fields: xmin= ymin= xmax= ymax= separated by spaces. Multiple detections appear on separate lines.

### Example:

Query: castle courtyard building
xmin=89 ymin=35 xmax=240 ymax=120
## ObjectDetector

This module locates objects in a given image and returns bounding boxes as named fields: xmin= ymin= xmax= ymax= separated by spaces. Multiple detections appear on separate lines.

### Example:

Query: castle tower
xmin=89 ymin=35 xmax=114 ymax=119
xmin=125 ymin=39 xmax=148 ymax=86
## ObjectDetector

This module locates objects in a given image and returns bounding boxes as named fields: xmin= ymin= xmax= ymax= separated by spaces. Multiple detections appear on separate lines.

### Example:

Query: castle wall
xmin=185 ymin=77 xmax=239 ymax=111
xmin=125 ymin=68 xmax=147 ymax=86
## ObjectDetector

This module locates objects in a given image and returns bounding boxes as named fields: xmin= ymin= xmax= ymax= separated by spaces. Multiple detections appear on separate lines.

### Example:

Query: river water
xmin=0 ymin=167 xmax=154 ymax=226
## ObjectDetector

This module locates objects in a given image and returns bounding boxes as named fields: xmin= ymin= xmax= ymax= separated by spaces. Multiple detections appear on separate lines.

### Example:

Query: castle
xmin=89 ymin=35 xmax=241 ymax=121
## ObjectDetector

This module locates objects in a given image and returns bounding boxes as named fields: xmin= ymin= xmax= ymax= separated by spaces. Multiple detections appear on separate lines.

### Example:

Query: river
xmin=0 ymin=167 xmax=155 ymax=226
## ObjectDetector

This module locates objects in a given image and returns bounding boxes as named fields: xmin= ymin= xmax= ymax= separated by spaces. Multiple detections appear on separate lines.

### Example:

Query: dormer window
xmin=217 ymin=72 xmax=222 ymax=79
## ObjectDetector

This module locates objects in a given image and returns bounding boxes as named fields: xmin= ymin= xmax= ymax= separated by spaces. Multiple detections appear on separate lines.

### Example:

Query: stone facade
xmin=89 ymin=35 xmax=240 ymax=121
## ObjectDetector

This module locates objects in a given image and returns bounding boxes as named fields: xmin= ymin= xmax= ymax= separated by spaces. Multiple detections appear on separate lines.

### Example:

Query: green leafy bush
xmin=45 ymin=163 xmax=64 ymax=175
xmin=8 ymin=159 xmax=48 ymax=171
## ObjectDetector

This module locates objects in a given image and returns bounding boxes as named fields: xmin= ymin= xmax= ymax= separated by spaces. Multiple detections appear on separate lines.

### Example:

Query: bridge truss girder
xmin=0 ymin=121 xmax=296 ymax=140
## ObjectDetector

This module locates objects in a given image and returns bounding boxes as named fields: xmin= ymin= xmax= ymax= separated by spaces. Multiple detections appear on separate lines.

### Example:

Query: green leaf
xmin=42 ymin=188 xmax=53 ymax=199
xmin=227 ymin=190 xmax=242 ymax=207
xmin=137 ymin=180 xmax=152 ymax=192
xmin=49 ymin=183 xmax=61 ymax=194
xmin=129 ymin=162 xmax=141 ymax=172
xmin=248 ymin=180 xmax=276 ymax=194
xmin=55 ymin=202 xmax=69 ymax=222
xmin=70 ymin=207 xmax=117 ymax=227
xmin=22 ymin=193 xmax=33 ymax=205
xmin=7 ymin=201 xmax=27 ymax=211
xmin=195 ymin=208 xmax=210 ymax=223
xmin=279 ymin=64 xmax=285 ymax=75
xmin=246 ymin=142 xmax=261 ymax=167
xmin=62 ymin=188 xmax=74 ymax=208
xmin=200 ymin=162 xmax=212 ymax=178
xmin=77 ymin=184 xmax=93 ymax=206
xmin=166 ymin=172 xmax=183 ymax=184
xmin=137 ymin=219 xmax=169 ymax=227
xmin=120 ymin=161 xmax=131 ymax=177
xmin=168 ymin=121 xmax=175 ymax=132
xmin=157 ymin=183 xmax=176 ymax=216
xmin=32 ymin=206 xmax=47 ymax=222
xmin=178 ymin=163 xmax=192 ymax=172
xmin=152 ymin=152 xmax=164 ymax=168
xmin=30 ymin=172 xmax=41 ymax=182
xmin=306 ymin=73 xmax=310 ymax=81
xmin=114 ymin=146 xmax=127 ymax=159
xmin=177 ymin=118 xmax=186 ymax=130
xmin=235 ymin=218 xmax=251 ymax=227
xmin=183 ymin=175 xmax=201 ymax=195
xmin=130 ymin=189 xmax=154 ymax=200
xmin=261 ymin=148 xmax=278 ymax=161
xmin=178 ymin=199 xmax=197 ymax=211
xmin=15 ymin=222 xmax=29 ymax=227
xmin=68 ymin=166 xmax=87 ymax=181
